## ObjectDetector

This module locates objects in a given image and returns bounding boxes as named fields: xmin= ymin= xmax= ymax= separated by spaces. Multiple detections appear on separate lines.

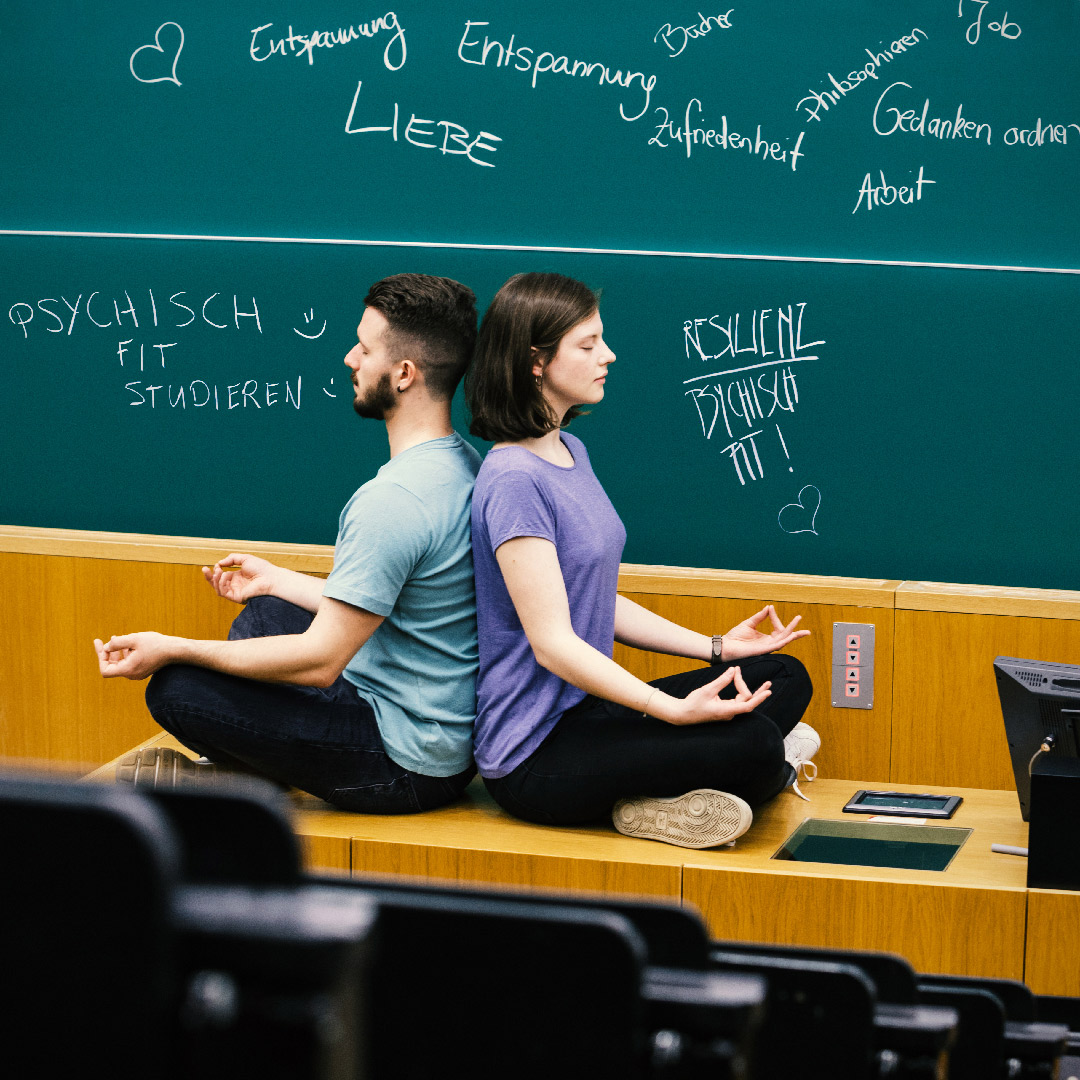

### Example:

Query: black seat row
xmin=2 ymin=772 xmax=1076 ymax=1079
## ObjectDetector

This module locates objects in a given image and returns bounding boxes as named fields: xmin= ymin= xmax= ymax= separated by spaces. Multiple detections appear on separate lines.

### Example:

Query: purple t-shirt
xmin=471 ymin=432 xmax=627 ymax=778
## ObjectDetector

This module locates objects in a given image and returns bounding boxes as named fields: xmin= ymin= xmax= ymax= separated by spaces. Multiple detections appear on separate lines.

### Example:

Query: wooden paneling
xmin=686 ymin=866 xmax=1027 ymax=979
xmin=12 ymin=525 xmax=1080 ymax=797
xmin=682 ymin=778 xmax=1030 ymax=980
xmin=0 ymin=551 xmax=238 ymax=766
xmin=616 ymin=593 xmax=894 ymax=783
xmin=93 ymin=738 xmax=1045 ymax=986
xmin=298 ymin=834 xmax=354 ymax=877
xmin=0 ymin=524 xmax=335 ymax=572
xmin=619 ymin=565 xmax=900 ymax=608
xmin=891 ymin=608 xmax=1080 ymax=789
xmin=1025 ymin=889 xmax=1080 ymax=997
xmin=897 ymin=581 xmax=1080 ymax=621
xmin=349 ymin=839 xmax=682 ymax=899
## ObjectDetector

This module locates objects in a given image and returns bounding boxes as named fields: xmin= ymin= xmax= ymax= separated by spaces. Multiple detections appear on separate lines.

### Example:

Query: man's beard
xmin=352 ymin=371 xmax=397 ymax=419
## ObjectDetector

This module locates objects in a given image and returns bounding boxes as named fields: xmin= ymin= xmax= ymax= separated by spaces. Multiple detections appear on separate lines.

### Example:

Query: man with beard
xmin=95 ymin=274 xmax=482 ymax=813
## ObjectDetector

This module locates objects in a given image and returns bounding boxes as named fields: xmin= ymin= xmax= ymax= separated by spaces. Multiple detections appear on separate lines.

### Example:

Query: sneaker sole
xmin=115 ymin=747 xmax=215 ymax=789
xmin=612 ymin=789 xmax=752 ymax=849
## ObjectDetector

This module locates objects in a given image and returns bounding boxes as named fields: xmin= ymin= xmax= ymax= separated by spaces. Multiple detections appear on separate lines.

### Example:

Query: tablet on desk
xmin=842 ymin=790 xmax=963 ymax=819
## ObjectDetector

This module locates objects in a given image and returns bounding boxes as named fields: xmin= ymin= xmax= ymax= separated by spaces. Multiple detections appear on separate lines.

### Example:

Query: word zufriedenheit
xmin=250 ymin=12 xmax=406 ymax=70
xmin=796 ymin=27 xmax=927 ymax=123
xmin=457 ymin=21 xmax=656 ymax=121
xmin=651 ymin=99 xmax=805 ymax=170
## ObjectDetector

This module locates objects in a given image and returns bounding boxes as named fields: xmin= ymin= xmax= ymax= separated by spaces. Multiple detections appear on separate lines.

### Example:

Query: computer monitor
xmin=994 ymin=656 xmax=1080 ymax=821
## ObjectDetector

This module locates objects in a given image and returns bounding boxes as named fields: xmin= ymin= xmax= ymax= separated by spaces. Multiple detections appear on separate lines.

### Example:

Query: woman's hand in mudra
xmin=665 ymin=665 xmax=772 ymax=725
xmin=720 ymin=604 xmax=809 ymax=661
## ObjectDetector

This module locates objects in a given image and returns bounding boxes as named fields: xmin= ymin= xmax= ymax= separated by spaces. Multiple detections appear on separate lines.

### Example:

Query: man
xmin=95 ymin=274 xmax=482 ymax=813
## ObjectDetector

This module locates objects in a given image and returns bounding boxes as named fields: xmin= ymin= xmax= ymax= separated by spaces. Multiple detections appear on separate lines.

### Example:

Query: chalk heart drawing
xmin=130 ymin=22 xmax=185 ymax=86
xmin=778 ymin=485 xmax=821 ymax=536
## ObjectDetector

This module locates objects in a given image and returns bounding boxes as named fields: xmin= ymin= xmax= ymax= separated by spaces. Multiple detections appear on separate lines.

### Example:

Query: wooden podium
xmin=88 ymin=733 xmax=1080 ymax=995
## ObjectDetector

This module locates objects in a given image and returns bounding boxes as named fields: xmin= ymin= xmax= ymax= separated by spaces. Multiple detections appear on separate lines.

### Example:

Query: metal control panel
xmin=831 ymin=622 xmax=874 ymax=709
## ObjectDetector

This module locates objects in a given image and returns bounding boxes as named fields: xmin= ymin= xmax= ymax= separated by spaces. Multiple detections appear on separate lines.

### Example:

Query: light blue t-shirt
xmin=323 ymin=433 xmax=482 ymax=777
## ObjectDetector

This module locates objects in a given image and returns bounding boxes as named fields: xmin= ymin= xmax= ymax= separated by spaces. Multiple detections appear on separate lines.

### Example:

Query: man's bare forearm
xmin=267 ymin=566 xmax=326 ymax=613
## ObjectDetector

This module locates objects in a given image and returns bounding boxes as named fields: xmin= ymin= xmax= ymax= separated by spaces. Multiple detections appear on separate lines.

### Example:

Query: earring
xmin=397 ymin=385 xmax=405 ymax=394
xmin=535 ymin=374 xmax=543 ymax=390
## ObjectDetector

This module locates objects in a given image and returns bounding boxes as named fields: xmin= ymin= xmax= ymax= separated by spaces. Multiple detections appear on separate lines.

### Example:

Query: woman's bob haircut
xmin=466 ymin=272 xmax=599 ymax=442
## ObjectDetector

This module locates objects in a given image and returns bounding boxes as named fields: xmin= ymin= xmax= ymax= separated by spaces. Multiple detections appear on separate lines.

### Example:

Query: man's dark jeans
xmin=145 ymin=596 xmax=475 ymax=813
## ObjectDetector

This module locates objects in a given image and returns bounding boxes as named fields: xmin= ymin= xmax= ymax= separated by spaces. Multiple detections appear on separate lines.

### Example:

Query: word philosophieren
xmin=249 ymin=12 xmax=406 ymax=70
xmin=457 ymin=21 xmax=656 ymax=121
xmin=651 ymin=99 xmax=804 ymax=170
xmin=654 ymin=10 xmax=734 ymax=58
xmin=8 ymin=291 xmax=263 ymax=338
xmin=796 ymin=27 xmax=927 ymax=123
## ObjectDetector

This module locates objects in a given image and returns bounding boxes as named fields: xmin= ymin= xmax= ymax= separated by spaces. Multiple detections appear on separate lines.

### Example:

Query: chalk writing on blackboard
xmin=682 ymin=303 xmax=823 ymax=486
xmin=654 ymin=10 xmax=734 ymax=58
xmin=9 ymin=290 xmax=263 ymax=337
xmin=650 ymin=100 xmax=804 ymax=169
xmin=294 ymin=309 xmax=327 ymax=339
xmin=958 ymin=2 xmax=1020 ymax=46
xmin=124 ymin=378 xmax=302 ymax=411
xmin=7 ymin=286 xmax=326 ymax=415
xmin=795 ymin=28 xmax=927 ymax=123
xmin=130 ymin=23 xmax=184 ymax=87
xmin=345 ymin=83 xmax=502 ymax=167
xmin=249 ymin=13 xmax=407 ymax=70
xmin=457 ymin=21 xmax=657 ymax=122
xmin=852 ymin=166 xmax=935 ymax=213
xmin=1003 ymin=119 xmax=1080 ymax=147
xmin=873 ymin=82 xmax=992 ymax=144
xmin=778 ymin=485 xmax=821 ymax=536
xmin=682 ymin=303 xmax=823 ymax=366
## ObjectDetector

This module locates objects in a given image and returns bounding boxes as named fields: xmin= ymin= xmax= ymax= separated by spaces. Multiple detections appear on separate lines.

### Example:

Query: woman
xmin=465 ymin=272 xmax=816 ymax=849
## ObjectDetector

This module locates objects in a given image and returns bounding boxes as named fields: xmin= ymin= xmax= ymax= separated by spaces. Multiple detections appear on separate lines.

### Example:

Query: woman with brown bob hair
xmin=465 ymin=272 xmax=817 ymax=848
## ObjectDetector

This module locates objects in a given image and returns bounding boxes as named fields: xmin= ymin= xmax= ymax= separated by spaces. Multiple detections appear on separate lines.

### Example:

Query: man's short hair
xmin=363 ymin=274 xmax=478 ymax=400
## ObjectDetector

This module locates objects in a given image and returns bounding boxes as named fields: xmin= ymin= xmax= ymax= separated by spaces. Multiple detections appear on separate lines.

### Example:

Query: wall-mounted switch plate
xmin=832 ymin=622 xmax=874 ymax=709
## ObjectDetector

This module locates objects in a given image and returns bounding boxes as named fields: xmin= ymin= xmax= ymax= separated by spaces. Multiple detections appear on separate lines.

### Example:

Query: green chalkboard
xmin=1 ymin=1 xmax=1078 ymax=264
xmin=3 ymin=234 xmax=1079 ymax=589
xmin=1 ymin=2 xmax=1079 ymax=589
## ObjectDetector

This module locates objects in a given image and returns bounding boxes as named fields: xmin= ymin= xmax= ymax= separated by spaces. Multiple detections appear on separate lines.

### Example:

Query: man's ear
xmin=396 ymin=358 xmax=419 ymax=393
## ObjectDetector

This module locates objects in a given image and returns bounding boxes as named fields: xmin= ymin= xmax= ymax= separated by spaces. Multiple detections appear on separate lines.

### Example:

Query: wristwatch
xmin=710 ymin=635 xmax=724 ymax=664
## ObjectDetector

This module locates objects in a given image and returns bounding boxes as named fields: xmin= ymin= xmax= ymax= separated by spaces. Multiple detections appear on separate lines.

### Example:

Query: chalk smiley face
xmin=130 ymin=23 xmax=185 ymax=86
xmin=778 ymin=485 xmax=821 ymax=535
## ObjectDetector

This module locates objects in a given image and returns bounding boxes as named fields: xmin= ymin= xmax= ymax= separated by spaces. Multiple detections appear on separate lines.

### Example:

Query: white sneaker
xmin=784 ymin=722 xmax=820 ymax=802
xmin=612 ymin=789 xmax=753 ymax=849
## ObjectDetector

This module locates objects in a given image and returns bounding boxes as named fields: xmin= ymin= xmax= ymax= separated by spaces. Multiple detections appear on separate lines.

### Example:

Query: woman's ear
xmin=530 ymin=346 xmax=544 ymax=379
